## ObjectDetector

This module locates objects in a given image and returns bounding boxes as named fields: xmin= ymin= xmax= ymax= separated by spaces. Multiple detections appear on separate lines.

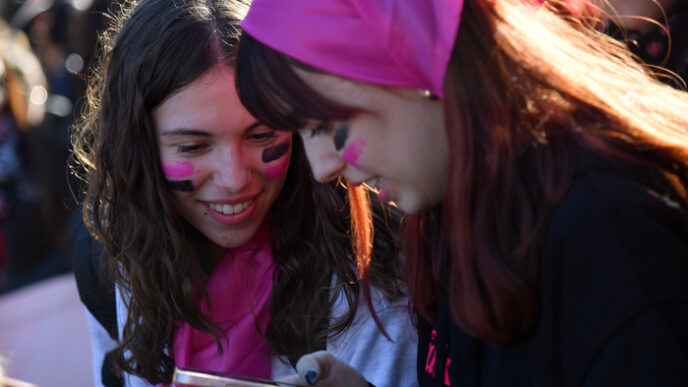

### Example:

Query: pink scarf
xmin=172 ymin=221 xmax=276 ymax=379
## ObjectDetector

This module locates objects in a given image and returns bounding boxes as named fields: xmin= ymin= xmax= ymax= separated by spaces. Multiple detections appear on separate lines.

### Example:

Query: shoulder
xmin=541 ymin=168 xmax=688 ymax=384
xmin=544 ymin=166 xmax=688 ymax=306
xmin=545 ymin=168 xmax=688 ymax=271
xmin=327 ymin=286 xmax=418 ymax=387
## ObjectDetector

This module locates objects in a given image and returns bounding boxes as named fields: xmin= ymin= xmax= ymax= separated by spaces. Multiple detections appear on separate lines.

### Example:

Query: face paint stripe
xmin=265 ymin=158 xmax=290 ymax=180
xmin=333 ymin=124 xmax=349 ymax=151
xmin=168 ymin=180 xmax=194 ymax=192
xmin=341 ymin=138 xmax=366 ymax=167
xmin=262 ymin=141 xmax=290 ymax=163
xmin=162 ymin=161 xmax=194 ymax=179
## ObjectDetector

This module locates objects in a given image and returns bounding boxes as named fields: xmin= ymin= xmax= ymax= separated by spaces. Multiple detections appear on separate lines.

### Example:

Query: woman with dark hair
xmin=70 ymin=0 xmax=417 ymax=386
xmin=235 ymin=0 xmax=688 ymax=385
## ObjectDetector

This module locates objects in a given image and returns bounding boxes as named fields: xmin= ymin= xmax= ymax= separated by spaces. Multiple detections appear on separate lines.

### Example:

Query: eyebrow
xmin=160 ymin=122 xmax=264 ymax=137
xmin=160 ymin=128 xmax=212 ymax=137
xmin=244 ymin=122 xmax=262 ymax=132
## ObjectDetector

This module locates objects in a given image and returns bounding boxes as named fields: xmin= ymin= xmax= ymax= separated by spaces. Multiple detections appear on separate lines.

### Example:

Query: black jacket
xmin=418 ymin=153 xmax=688 ymax=386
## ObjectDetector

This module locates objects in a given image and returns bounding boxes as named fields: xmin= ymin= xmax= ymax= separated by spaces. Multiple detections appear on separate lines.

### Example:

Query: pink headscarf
xmin=241 ymin=0 xmax=464 ymax=98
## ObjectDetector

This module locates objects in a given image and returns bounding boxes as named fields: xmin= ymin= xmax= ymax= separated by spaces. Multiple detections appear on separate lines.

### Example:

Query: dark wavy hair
xmin=70 ymin=0 xmax=403 ymax=383
xmin=235 ymin=0 xmax=688 ymax=345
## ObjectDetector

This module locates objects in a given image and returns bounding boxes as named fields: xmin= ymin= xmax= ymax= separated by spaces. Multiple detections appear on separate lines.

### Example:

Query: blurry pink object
xmin=241 ymin=0 xmax=464 ymax=98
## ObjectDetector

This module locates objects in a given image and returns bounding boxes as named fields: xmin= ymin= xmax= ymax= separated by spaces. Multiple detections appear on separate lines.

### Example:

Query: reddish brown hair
xmin=406 ymin=0 xmax=688 ymax=344
xmin=236 ymin=0 xmax=688 ymax=345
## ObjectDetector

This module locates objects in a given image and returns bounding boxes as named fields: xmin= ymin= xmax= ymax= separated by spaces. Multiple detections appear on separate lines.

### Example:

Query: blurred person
xmin=0 ymin=0 xmax=113 ymax=292
xmin=70 ymin=0 xmax=418 ymax=386
xmin=555 ymin=0 xmax=687 ymax=87
xmin=0 ymin=17 xmax=73 ymax=292
xmin=602 ymin=0 xmax=687 ymax=87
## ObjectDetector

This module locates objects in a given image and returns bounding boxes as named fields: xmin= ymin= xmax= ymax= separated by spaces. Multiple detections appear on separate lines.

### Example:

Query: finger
xmin=295 ymin=350 xmax=336 ymax=385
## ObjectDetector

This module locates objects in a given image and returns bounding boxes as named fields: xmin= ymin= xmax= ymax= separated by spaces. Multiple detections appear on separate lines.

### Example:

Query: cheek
xmin=262 ymin=141 xmax=291 ymax=163
xmin=341 ymin=138 xmax=366 ymax=167
xmin=162 ymin=161 xmax=196 ymax=192
xmin=168 ymin=180 xmax=195 ymax=192
xmin=161 ymin=161 xmax=194 ymax=179
xmin=264 ymin=158 xmax=290 ymax=180
xmin=261 ymin=139 xmax=292 ymax=180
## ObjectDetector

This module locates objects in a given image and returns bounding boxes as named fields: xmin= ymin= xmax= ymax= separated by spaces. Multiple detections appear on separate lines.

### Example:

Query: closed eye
xmin=176 ymin=144 xmax=206 ymax=153
xmin=309 ymin=121 xmax=333 ymax=137
xmin=248 ymin=131 xmax=278 ymax=142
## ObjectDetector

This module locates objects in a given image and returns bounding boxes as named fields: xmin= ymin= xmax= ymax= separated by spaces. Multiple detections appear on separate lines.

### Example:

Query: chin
xmin=399 ymin=196 xmax=437 ymax=215
xmin=211 ymin=229 xmax=257 ymax=249
xmin=398 ymin=201 xmax=422 ymax=215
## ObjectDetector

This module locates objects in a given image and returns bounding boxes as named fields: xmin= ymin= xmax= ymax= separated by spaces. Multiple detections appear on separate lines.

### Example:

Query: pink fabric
xmin=241 ymin=0 xmax=464 ymax=98
xmin=172 ymin=221 xmax=276 ymax=379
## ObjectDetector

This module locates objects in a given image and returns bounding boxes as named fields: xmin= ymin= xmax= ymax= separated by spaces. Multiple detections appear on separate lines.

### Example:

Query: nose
xmin=301 ymin=132 xmax=346 ymax=182
xmin=213 ymin=148 xmax=252 ymax=192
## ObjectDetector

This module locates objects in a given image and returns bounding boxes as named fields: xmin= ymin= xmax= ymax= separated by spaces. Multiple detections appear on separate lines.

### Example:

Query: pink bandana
xmin=172 ymin=221 xmax=276 ymax=379
xmin=241 ymin=0 xmax=464 ymax=98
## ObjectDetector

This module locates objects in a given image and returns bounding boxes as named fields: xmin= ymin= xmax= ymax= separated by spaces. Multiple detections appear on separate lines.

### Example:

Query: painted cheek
xmin=333 ymin=124 xmax=349 ymax=151
xmin=264 ymin=158 xmax=289 ymax=180
xmin=341 ymin=138 xmax=366 ymax=167
xmin=161 ymin=161 xmax=194 ymax=179
xmin=262 ymin=141 xmax=291 ymax=163
xmin=168 ymin=180 xmax=194 ymax=192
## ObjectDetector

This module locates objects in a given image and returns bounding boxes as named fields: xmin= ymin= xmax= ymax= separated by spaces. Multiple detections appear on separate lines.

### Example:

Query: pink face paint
xmin=341 ymin=138 xmax=366 ymax=167
xmin=161 ymin=161 xmax=194 ymax=179
xmin=264 ymin=158 xmax=289 ymax=180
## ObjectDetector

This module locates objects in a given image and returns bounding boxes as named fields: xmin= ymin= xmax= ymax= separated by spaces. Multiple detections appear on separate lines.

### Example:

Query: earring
xmin=420 ymin=89 xmax=439 ymax=100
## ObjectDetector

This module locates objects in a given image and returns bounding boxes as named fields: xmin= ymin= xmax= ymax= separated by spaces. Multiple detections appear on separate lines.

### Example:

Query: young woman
xmin=235 ymin=0 xmax=688 ymax=385
xmin=70 ymin=0 xmax=417 ymax=386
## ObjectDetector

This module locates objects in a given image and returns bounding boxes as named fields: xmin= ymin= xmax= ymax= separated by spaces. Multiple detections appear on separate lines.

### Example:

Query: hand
xmin=277 ymin=351 xmax=369 ymax=387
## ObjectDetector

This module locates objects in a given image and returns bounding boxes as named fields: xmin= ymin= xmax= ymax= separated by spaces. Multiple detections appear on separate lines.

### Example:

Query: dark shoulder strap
xmin=72 ymin=216 xmax=124 ymax=386
xmin=72 ymin=216 xmax=118 ymax=339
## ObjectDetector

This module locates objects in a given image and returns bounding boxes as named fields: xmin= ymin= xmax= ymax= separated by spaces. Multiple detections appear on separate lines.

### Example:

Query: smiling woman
xmin=69 ymin=0 xmax=417 ymax=386
xmin=154 ymin=65 xmax=291 ymax=252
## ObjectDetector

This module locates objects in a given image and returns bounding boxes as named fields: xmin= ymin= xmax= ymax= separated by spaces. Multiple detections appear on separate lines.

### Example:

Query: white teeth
xmin=208 ymin=199 xmax=252 ymax=215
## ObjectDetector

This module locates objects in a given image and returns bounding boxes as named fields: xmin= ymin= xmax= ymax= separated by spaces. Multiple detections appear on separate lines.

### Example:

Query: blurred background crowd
xmin=0 ymin=2 xmax=113 ymax=384
xmin=0 ymin=0 xmax=111 ymax=294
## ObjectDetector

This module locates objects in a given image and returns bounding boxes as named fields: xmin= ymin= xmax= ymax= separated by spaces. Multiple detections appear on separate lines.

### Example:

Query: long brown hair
xmin=235 ymin=0 xmax=688 ymax=345
xmin=408 ymin=0 xmax=688 ymax=344
xmin=70 ymin=0 xmax=403 ymax=383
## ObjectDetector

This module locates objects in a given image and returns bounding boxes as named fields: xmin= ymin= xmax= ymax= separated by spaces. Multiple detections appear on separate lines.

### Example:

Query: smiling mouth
xmin=207 ymin=199 xmax=253 ymax=215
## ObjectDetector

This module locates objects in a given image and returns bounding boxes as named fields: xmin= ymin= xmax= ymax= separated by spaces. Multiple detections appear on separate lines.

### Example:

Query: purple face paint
xmin=341 ymin=138 xmax=366 ymax=167
xmin=265 ymin=158 xmax=290 ymax=180
xmin=333 ymin=124 xmax=349 ymax=151
xmin=168 ymin=180 xmax=194 ymax=192
xmin=162 ymin=161 xmax=194 ymax=179
xmin=262 ymin=141 xmax=290 ymax=163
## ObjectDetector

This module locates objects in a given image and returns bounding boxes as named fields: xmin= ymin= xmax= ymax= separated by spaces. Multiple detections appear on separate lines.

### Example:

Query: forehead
xmin=153 ymin=65 xmax=254 ymax=135
xmin=293 ymin=67 xmax=378 ymax=108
